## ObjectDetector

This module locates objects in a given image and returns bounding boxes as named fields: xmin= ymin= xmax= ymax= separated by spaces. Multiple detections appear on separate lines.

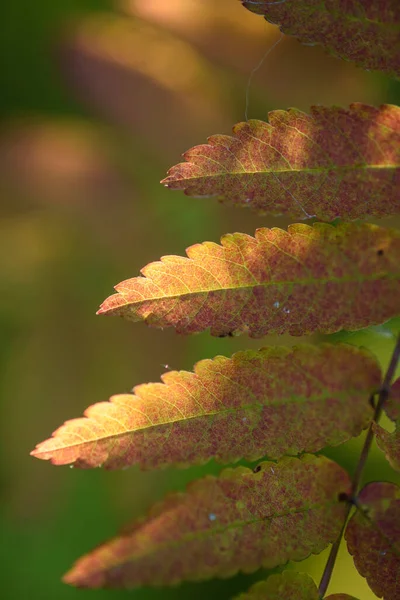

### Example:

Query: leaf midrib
xmin=43 ymin=387 xmax=368 ymax=452
xmin=86 ymin=494 xmax=344 ymax=575
xmin=178 ymin=164 xmax=397 ymax=179
xmin=116 ymin=272 xmax=398 ymax=305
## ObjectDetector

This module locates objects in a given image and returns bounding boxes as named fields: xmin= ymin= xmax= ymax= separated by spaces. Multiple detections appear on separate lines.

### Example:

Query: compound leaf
xmin=98 ymin=222 xmax=400 ymax=338
xmin=162 ymin=104 xmax=400 ymax=221
xmin=233 ymin=571 xmax=359 ymax=599
xmin=63 ymin=455 xmax=350 ymax=588
xmin=345 ymin=482 xmax=400 ymax=600
xmin=242 ymin=1 xmax=400 ymax=79
xmin=31 ymin=344 xmax=378 ymax=470
xmin=374 ymin=377 xmax=400 ymax=472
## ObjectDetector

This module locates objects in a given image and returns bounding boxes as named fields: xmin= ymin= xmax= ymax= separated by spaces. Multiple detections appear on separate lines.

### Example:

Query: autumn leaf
xmin=241 ymin=0 xmax=400 ymax=79
xmin=162 ymin=104 xmax=400 ymax=221
xmin=374 ymin=377 xmax=400 ymax=472
xmin=345 ymin=482 xmax=400 ymax=600
xmin=63 ymin=455 xmax=350 ymax=588
xmin=233 ymin=571 xmax=319 ymax=599
xmin=233 ymin=571 xmax=359 ymax=599
xmin=31 ymin=344 xmax=378 ymax=470
xmin=384 ymin=376 xmax=400 ymax=421
xmin=98 ymin=222 xmax=400 ymax=338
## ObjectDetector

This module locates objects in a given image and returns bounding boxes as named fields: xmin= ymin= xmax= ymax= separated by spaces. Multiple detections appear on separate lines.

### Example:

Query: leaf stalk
xmin=318 ymin=333 xmax=400 ymax=597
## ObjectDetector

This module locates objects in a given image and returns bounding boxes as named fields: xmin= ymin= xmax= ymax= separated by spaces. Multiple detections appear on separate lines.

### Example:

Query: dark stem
xmin=318 ymin=333 xmax=400 ymax=598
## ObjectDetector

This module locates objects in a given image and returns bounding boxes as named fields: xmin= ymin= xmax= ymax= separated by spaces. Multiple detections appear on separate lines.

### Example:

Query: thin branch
xmin=318 ymin=333 xmax=400 ymax=598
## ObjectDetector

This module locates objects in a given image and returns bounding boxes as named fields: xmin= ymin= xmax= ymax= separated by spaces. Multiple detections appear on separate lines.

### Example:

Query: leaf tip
xmin=62 ymin=568 xmax=82 ymax=588
xmin=63 ymin=560 xmax=104 ymax=589
xmin=30 ymin=440 xmax=47 ymax=460
xmin=96 ymin=293 xmax=126 ymax=316
xmin=29 ymin=440 xmax=53 ymax=462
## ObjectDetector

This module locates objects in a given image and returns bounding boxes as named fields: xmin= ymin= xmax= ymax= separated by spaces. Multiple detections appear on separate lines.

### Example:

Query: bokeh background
xmin=1 ymin=1 xmax=400 ymax=598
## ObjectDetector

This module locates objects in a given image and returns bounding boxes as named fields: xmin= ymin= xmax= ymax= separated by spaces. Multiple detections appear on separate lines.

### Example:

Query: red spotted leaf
xmin=345 ymin=482 xmax=400 ymax=600
xmin=162 ymin=104 xmax=400 ymax=221
xmin=98 ymin=222 xmax=400 ymax=338
xmin=233 ymin=571 xmax=319 ymax=599
xmin=242 ymin=1 xmax=400 ymax=79
xmin=233 ymin=571 xmax=359 ymax=599
xmin=374 ymin=378 xmax=400 ymax=472
xmin=31 ymin=344 xmax=378 ymax=470
xmin=63 ymin=454 xmax=350 ymax=588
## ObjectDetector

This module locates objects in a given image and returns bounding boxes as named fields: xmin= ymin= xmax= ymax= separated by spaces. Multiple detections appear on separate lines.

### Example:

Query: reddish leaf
xmin=233 ymin=571 xmax=319 ymax=599
xmin=98 ymin=222 xmax=400 ymax=338
xmin=162 ymin=104 xmax=400 ymax=221
xmin=31 ymin=344 xmax=378 ymax=470
xmin=374 ymin=377 xmax=400 ymax=472
xmin=384 ymin=376 xmax=400 ymax=421
xmin=345 ymin=482 xmax=400 ymax=600
xmin=242 ymin=1 xmax=400 ymax=79
xmin=63 ymin=455 xmax=350 ymax=588
xmin=233 ymin=571 xmax=359 ymax=599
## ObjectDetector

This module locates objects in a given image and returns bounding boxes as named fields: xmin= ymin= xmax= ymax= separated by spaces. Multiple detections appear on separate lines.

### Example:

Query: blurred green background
xmin=1 ymin=1 xmax=399 ymax=598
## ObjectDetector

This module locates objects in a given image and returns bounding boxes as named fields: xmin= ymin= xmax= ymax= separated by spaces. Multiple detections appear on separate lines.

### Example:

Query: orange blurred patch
xmin=0 ymin=118 xmax=125 ymax=208
xmin=62 ymin=13 xmax=232 ymax=159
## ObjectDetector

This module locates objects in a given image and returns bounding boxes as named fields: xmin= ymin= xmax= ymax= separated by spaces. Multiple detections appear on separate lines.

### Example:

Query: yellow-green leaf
xmin=98 ymin=223 xmax=400 ymax=338
xmin=31 ymin=344 xmax=378 ymax=470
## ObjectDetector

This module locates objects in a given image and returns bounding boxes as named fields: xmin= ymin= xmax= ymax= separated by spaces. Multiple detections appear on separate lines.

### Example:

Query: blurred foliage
xmin=0 ymin=0 xmax=112 ymax=116
xmin=0 ymin=1 xmax=399 ymax=599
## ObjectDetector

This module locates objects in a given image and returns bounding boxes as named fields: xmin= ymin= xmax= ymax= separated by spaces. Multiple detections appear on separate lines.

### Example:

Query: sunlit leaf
xmin=98 ymin=222 xmax=400 ymax=338
xmin=345 ymin=482 xmax=400 ymax=600
xmin=242 ymin=0 xmax=400 ymax=79
xmin=31 ymin=344 xmax=378 ymax=470
xmin=233 ymin=571 xmax=318 ymax=599
xmin=162 ymin=104 xmax=400 ymax=221
xmin=63 ymin=455 xmax=350 ymax=588
xmin=374 ymin=377 xmax=400 ymax=471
